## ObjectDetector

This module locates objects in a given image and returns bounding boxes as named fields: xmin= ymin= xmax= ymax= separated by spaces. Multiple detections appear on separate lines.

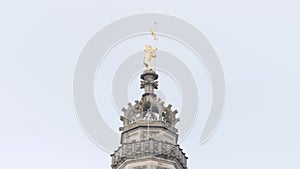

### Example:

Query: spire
xmin=119 ymin=22 xmax=180 ymax=131
xmin=111 ymin=22 xmax=188 ymax=169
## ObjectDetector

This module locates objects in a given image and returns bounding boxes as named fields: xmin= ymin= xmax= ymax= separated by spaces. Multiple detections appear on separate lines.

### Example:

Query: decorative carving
xmin=113 ymin=69 xmax=188 ymax=169
xmin=127 ymin=144 xmax=133 ymax=154
xmin=111 ymin=140 xmax=188 ymax=169
xmin=144 ymin=142 xmax=150 ymax=151
xmin=135 ymin=143 xmax=142 ymax=153
xmin=120 ymin=96 xmax=179 ymax=129
xmin=140 ymin=80 xmax=158 ymax=89
xmin=111 ymin=23 xmax=189 ymax=168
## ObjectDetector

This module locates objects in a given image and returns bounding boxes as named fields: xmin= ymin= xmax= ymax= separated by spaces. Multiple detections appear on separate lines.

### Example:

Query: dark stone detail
xmin=142 ymin=93 xmax=157 ymax=98
xmin=140 ymin=70 xmax=158 ymax=80
xmin=140 ymin=80 xmax=158 ymax=89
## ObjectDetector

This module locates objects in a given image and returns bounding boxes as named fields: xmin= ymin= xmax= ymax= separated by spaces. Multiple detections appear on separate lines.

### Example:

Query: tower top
xmin=111 ymin=22 xmax=188 ymax=169
xmin=113 ymin=69 xmax=188 ymax=169
xmin=119 ymin=69 xmax=180 ymax=132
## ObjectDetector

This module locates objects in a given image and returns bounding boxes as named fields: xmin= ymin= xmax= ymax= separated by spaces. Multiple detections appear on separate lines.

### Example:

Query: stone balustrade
xmin=111 ymin=139 xmax=188 ymax=169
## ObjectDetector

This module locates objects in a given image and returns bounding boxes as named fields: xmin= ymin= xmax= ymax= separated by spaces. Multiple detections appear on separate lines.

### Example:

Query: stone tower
xmin=111 ymin=69 xmax=188 ymax=169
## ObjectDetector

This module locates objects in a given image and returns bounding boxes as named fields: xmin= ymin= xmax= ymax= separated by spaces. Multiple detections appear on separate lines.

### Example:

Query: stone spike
xmin=121 ymin=108 xmax=127 ymax=112
xmin=164 ymin=104 xmax=172 ymax=112
xmin=174 ymin=118 xmax=180 ymax=125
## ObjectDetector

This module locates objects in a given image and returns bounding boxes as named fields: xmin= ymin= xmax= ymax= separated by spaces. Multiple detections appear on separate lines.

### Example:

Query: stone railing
xmin=111 ymin=140 xmax=188 ymax=169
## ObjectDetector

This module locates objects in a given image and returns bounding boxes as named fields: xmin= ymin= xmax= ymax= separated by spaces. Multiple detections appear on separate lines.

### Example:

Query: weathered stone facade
xmin=111 ymin=70 xmax=188 ymax=169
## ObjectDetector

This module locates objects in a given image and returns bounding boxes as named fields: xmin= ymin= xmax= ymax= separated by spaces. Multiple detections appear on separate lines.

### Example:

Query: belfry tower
xmin=111 ymin=69 xmax=188 ymax=169
xmin=111 ymin=24 xmax=188 ymax=169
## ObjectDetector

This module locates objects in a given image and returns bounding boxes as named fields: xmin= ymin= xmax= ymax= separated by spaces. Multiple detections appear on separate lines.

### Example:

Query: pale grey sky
xmin=0 ymin=0 xmax=300 ymax=169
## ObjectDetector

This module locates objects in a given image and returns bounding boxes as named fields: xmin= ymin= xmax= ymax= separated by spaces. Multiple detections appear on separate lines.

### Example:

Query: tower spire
xmin=111 ymin=23 xmax=188 ymax=169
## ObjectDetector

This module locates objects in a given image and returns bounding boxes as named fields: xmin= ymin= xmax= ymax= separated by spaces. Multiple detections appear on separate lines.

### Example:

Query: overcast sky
xmin=0 ymin=0 xmax=300 ymax=169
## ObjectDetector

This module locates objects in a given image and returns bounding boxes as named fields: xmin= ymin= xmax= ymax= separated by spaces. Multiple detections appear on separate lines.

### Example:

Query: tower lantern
xmin=110 ymin=24 xmax=188 ymax=169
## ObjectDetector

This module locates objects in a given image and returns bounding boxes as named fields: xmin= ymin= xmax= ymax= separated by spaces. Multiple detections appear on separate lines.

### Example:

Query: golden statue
xmin=143 ymin=45 xmax=157 ymax=70
xmin=143 ymin=21 xmax=158 ymax=70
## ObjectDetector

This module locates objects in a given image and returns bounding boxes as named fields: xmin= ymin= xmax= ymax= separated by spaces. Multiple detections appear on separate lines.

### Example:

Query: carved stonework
xmin=120 ymin=70 xmax=179 ymax=131
xmin=111 ymin=140 xmax=188 ymax=169
xmin=112 ymin=69 xmax=188 ymax=169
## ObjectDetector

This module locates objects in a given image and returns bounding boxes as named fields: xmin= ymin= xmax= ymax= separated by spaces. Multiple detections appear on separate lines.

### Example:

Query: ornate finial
xmin=143 ymin=22 xmax=158 ymax=70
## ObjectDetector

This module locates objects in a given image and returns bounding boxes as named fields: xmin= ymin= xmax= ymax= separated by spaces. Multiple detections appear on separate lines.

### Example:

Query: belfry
xmin=110 ymin=25 xmax=188 ymax=169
